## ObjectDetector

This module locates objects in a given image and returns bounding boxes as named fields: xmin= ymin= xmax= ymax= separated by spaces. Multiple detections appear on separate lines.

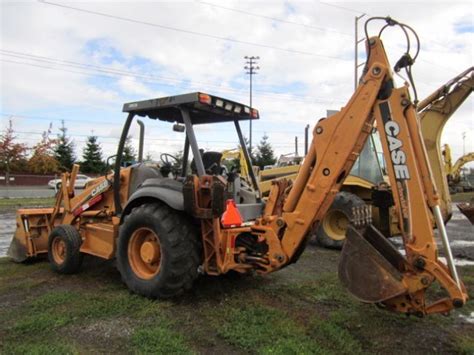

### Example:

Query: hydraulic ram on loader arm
xmin=250 ymin=17 xmax=467 ymax=315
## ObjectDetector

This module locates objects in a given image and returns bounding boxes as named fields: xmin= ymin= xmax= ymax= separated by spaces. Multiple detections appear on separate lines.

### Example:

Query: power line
xmin=1 ymin=49 xmax=237 ymax=91
xmin=39 ymin=0 xmax=347 ymax=60
xmin=319 ymin=2 xmax=366 ymax=15
xmin=320 ymin=2 xmax=463 ymax=73
xmin=0 ymin=51 xmax=346 ymax=105
xmin=12 ymin=131 xmax=298 ymax=148
xmin=1 ymin=113 xmax=307 ymax=135
xmin=196 ymin=0 xmax=352 ymax=37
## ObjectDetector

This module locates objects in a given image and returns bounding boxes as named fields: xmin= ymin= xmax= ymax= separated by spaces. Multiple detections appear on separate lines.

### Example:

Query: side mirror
xmin=173 ymin=124 xmax=185 ymax=132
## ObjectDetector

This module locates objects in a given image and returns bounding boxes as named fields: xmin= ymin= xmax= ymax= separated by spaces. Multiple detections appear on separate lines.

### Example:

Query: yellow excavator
xmin=442 ymin=144 xmax=474 ymax=192
xmin=9 ymin=17 xmax=467 ymax=316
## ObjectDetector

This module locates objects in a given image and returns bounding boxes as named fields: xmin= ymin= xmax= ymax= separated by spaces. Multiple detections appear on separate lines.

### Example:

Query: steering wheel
xmin=160 ymin=153 xmax=180 ymax=166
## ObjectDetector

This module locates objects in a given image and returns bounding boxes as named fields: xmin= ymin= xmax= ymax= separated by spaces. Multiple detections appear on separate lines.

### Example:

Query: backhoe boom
xmin=255 ymin=28 xmax=467 ymax=315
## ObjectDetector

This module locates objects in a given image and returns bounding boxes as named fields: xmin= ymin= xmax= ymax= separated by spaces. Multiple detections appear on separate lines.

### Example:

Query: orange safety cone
xmin=221 ymin=199 xmax=243 ymax=227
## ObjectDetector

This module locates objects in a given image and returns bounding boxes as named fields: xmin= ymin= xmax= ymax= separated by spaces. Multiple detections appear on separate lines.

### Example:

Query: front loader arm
xmin=257 ymin=26 xmax=467 ymax=315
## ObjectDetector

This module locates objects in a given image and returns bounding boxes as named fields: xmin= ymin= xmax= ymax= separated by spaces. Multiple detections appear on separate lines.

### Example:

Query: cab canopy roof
xmin=122 ymin=92 xmax=259 ymax=125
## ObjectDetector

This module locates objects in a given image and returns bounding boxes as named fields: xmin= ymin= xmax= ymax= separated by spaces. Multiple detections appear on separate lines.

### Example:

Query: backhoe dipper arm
xmin=256 ymin=20 xmax=467 ymax=315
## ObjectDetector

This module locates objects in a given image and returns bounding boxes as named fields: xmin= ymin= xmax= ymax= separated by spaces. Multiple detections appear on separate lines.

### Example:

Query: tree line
xmin=0 ymin=120 xmax=137 ymax=175
xmin=0 ymin=119 xmax=278 ymax=175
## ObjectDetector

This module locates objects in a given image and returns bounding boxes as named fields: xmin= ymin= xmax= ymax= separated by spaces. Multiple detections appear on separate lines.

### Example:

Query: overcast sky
xmin=1 ymin=0 xmax=472 ymax=169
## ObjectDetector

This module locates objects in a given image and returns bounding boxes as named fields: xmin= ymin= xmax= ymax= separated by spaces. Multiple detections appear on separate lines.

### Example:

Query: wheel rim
xmin=52 ymin=237 xmax=66 ymax=264
xmin=128 ymin=227 xmax=161 ymax=280
xmin=322 ymin=210 xmax=348 ymax=241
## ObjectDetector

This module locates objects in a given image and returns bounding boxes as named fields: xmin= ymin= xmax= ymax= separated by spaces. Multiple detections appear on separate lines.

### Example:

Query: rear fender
xmin=120 ymin=186 xmax=184 ymax=223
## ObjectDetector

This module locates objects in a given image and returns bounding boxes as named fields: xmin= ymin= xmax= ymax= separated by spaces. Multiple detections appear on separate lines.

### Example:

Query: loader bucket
xmin=7 ymin=235 xmax=28 ymax=263
xmin=7 ymin=208 xmax=53 ymax=263
xmin=338 ymin=224 xmax=408 ymax=303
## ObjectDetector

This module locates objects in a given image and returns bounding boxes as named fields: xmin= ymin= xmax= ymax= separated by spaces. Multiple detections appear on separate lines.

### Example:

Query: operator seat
xmin=191 ymin=151 xmax=223 ymax=175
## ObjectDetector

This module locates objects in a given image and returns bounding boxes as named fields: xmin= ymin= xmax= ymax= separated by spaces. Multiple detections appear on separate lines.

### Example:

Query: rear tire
xmin=117 ymin=202 xmax=201 ymax=299
xmin=48 ymin=225 xmax=83 ymax=274
xmin=311 ymin=192 xmax=366 ymax=250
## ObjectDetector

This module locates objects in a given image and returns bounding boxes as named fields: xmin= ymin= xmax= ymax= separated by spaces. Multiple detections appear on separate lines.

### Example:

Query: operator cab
xmin=115 ymin=92 xmax=262 ymax=221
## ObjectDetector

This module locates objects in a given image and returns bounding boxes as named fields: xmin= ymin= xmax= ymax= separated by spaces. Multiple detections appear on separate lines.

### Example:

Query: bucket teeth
xmin=351 ymin=205 xmax=372 ymax=228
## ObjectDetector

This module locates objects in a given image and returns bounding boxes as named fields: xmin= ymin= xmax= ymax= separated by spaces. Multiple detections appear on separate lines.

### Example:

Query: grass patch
xmin=0 ymin=197 xmax=55 ymax=210
xmin=2 ymin=340 xmax=78 ymax=355
xmin=260 ymin=273 xmax=351 ymax=307
xmin=214 ymin=303 xmax=324 ymax=354
xmin=308 ymin=318 xmax=363 ymax=355
xmin=24 ymin=289 xmax=166 ymax=321
xmin=455 ymin=334 xmax=474 ymax=355
xmin=0 ymin=258 xmax=50 ymax=294
xmin=12 ymin=312 xmax=71 ymax=334
xmin=1 ymin=288 xmax=179 ymax=353
xmin=451 ymin=191 xmax=474 ymax=203
xmin=130 ymin=323 xmax=194 ymax=354
xmin=1 ymin=250 xmax=473 ymax=354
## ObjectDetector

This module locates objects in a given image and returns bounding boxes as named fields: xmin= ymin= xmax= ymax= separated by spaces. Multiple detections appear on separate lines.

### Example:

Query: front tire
xmin=117 ymin=203 xmax=201 ymax=298
xmin=311 ymin=192 xmax=366 ymax=249
xmin=48 ymin=225 xmax=83 ymax=274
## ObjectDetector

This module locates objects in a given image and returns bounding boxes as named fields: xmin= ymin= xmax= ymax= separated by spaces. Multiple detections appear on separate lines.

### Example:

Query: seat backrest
xmin=191 ymin=151 xmax=223 ymax=175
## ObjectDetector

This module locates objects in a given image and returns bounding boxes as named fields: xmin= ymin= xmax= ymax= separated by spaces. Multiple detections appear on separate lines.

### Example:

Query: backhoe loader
xmin=8 ymin=17 xmax=467 ymax=316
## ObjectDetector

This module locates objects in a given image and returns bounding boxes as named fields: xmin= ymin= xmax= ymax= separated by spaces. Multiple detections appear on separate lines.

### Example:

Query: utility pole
xmin=462 ymin=132 xmax=466 ymax=155
xmin=354 ymin=14 xmax=366 ymax=89
xmin=244 ymin=56 xmax=260 ymax=155
xmin=304 ymin=124 xmax=309 ymax=156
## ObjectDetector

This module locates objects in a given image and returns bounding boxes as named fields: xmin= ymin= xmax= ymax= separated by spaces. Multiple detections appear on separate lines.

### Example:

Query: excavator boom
xmin=450 ymin=152 xmax=474 ymax=182
xmin=419 ymin=67 xmax=473 ymax=220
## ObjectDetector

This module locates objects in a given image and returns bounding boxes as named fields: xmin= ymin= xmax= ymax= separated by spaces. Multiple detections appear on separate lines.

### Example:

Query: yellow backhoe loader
xmin=9 ymin=17 xmax=467 ymax=316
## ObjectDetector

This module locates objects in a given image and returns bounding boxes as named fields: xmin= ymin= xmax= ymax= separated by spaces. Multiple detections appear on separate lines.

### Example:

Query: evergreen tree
xmin=81 ymin=135 xmax=105 ymax=174
xmin=54 ymin=120 xmax=75 ymax=171
xmin=255 ymin=134 xmax=276 ymax=169
xmin=123 ymin=135 xmax=136 ymax=164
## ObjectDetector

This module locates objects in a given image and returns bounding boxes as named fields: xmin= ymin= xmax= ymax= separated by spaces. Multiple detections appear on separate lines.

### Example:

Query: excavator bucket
xmin=457 ymin=202 xmax=474 ymax=225
xmin=338 ymin=224 xmax=408 ymax=303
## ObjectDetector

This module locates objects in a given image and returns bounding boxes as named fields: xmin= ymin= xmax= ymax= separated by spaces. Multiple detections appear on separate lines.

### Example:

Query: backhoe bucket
xmin=338 ymin=224 xmax=408 ymax=303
